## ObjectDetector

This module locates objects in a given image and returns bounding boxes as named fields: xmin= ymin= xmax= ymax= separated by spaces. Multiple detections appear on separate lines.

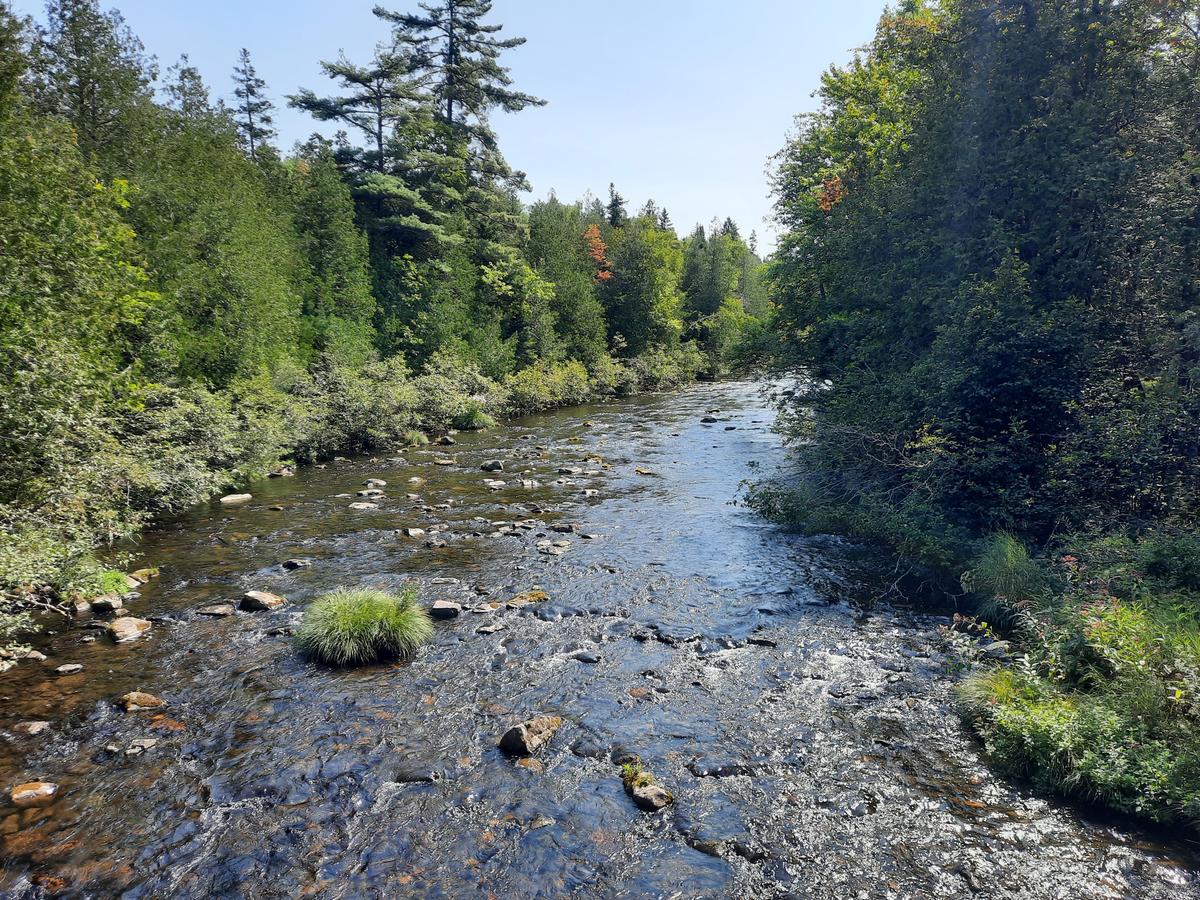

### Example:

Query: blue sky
xmin=13 ymin=0 xmax=889 ymax=249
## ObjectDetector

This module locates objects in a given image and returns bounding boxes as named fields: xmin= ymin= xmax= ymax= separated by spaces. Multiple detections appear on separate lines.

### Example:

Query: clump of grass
xmin=403 ymin=429 xmax=429 ymax=447
xmin=295 ymin=588 xmax=433 ymax=667
xmin=620 ymin=758 xmax=655 ymax=791
xmin=451 ymin=399 xmax=496 ymax=431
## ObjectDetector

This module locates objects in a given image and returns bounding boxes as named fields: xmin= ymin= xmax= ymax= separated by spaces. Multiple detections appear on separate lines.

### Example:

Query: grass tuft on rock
xmin=295 ymin=587 xmax=432 ymax=667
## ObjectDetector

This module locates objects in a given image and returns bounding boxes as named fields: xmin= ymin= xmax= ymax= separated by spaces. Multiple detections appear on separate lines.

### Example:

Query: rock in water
xmin=219 ymin=493 xmax=252 ymax=504
xmin=54 ymin=664 xmax=84 ymax=676
xmin=240 ymin=591 xmax=286 ymax=612
xmin=196 ymin=603 xmax=235 ymax=617
xmin=499 ymin=715 xmax=563 ymax=756
xmin=11 ymin=782 xmax=59 ymax=808
xmin=431 ymin=600 xmax=463 ymax=620
xmin=108 ymin=617 xmax=152 ymax=643
xmin=282 ymin=558 xmax=312 ymax=571
xmin=507 ymin=590 xmax=549 ymax=609
xmin=701 ymin=416 xmax=719 ymax=424
xmin=481 ymin=460 xmax=504 ymax=472
xmin=90 ymin=594 xmax=123 ymax=613
xmin=630 ymin=782 xmax=674 ymax=812
xmin=13 ymin=721 xmax=51 ymax=737
xmin=120 ymin=691 xmax=165 ymax=712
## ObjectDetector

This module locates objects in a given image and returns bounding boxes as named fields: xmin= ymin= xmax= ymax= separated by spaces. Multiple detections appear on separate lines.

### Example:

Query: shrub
xmin=956 ymin=530 xmax=1200 ymax=825
xmin=504 ymin=360 xmax=591 ymax=414
xmin=295 ymin=587 xmax=433 ymax=667
xmin=452 ymin=398 xmax=496 ymax=431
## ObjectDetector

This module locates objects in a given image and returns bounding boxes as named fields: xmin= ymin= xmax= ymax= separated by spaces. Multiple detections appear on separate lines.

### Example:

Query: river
xmin=1 ymin=380 xmax=1196 ymax=898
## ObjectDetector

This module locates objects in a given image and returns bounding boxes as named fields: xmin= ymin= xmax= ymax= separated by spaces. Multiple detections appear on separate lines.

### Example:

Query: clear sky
xmin=12 ymin=0 xmax=889 ymax=249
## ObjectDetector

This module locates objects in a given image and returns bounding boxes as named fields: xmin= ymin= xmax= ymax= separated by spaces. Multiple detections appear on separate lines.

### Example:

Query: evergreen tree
xmin=290 ymin=46 xmax=421 ymax=174
xmin=658 ymin=207 xmax=672 ymax=231
xmin=29 ymin=0 xmax=155 ymax=170
xmin=606 ymin=182 xmax=627 ymax=228
xmin=232 ymin=47 xmax=275 ymax=161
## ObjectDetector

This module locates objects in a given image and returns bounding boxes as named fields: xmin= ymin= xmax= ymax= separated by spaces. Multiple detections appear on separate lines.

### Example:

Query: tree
xmin=28 ymin=0 xmax=155 ymax=170
xmin=376 ymin=0 xmax=543 ymax=138
xmin=232 ymin=47 xmax=275 ymax=161
xmin=290 ymin=46 xmax=421 ymax=174
xmin=606 ymin=182 xmax=627 ymax=228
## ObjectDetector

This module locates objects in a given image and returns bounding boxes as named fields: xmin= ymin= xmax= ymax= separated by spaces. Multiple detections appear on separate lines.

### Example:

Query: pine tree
xmin=658 ymin=207 xmax=673 ymax=231
xmin=720 ymin=217 xmax=740 ymax=239
xmin=290 ymin=46 xmax=422 ymax=174
xmin=607 ymin=182 xmax=627 ymax=228
xmin=232 ymin=48 xmax=275 ymax=161
xmin=375 ymin=0 xmax=543 ymax=139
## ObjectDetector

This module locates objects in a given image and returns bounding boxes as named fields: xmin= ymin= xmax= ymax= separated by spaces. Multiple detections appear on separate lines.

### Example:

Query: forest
xmin=754 ymin=0 xmax=1200 ymax=826
xmin=3 ymin=0 xmax=1200 ymax=889
xmin=0 ymin=0 xmax=767 ymax=610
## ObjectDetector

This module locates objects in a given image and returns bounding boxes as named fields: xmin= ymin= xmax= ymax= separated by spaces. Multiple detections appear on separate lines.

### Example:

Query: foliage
xmin=956 ymin=531 xmax=1200 ymax=824
xmin=0 ymin=2 xmax=762 ymax=612
xmin=762 ymin=0 xmax=1200 ymax=553
xmin=294 ymin=587 xmax=433 ymax=666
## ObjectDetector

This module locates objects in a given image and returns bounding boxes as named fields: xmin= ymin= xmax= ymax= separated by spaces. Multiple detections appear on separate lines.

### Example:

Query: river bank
xmin=1 ymin=381 xmax=1197 ymax=898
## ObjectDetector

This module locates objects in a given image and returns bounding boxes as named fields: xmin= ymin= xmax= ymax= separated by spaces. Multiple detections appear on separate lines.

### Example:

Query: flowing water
xmin=1 ymin=380 xmax=1197 ymax=898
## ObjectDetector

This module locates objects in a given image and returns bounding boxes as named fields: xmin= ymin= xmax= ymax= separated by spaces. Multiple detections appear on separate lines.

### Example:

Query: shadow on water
xmin=1 ymin=380 xmax=1198 ymax=898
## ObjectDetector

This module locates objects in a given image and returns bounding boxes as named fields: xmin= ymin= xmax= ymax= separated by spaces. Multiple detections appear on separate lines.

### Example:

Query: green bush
xmin=956 ymin=531 xmax=1200 ymax=825
xmin=452 ymin=398 xmax=496 ymax=431
xmin=295 ymin=587 xmax=433 ymax=667
xmin=505 ymin=360 xmax=591 ymax=414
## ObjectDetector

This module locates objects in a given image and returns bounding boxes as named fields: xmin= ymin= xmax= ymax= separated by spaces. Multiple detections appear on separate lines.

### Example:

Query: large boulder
xmin=219 ymin=493 xmax=253 ymax=505
xmin=499 ymin=715 xmax=563 ymax=756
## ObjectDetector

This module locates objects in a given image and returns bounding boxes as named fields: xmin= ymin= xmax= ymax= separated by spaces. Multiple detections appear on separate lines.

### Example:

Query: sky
xmin=12 ymin=0 xmax=890 ymax=250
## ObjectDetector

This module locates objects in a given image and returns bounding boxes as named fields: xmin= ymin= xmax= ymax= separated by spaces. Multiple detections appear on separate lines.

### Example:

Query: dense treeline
xmin=0 ymin=0 xmax=767 ymax=623
xmin=758 ymin=0 xmax=1200 ymax=825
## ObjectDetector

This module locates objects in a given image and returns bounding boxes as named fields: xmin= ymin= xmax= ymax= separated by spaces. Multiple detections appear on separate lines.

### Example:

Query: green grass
xmin=295 ymin=588 xmax=433 ymax=667
xmin=956 ymin=530 xmax=1200 ymax=826
xmin=402 ymin=429 xmax=430 ymax=447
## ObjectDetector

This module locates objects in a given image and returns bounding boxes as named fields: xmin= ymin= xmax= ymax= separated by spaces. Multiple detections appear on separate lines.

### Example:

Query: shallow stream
xmin=2 ymin=381 xmax=1197 ymax=898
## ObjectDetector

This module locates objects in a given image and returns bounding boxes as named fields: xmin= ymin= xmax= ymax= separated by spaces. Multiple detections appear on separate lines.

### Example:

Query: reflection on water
xmin=1 ymin=381 xmax=1196 ymax=898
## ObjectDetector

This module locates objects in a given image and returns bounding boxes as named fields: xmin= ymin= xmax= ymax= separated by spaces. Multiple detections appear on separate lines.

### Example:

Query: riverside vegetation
xmin=0 ymin=0 xmax=768 ymax=643
xmin=753 ymin=0 xmax=1200 ymax=827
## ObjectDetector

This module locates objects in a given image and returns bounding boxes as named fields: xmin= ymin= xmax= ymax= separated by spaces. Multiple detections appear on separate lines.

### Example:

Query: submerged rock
xmin=507 ymin=589 xmax=549 ymax=609
xmin=11 ymin=782 xmax=59 ymax=808
xmin=13 ymin=721 xmax=51 ymax=737
xmin=120 ymin=691 xmax=165 ymax=712
xmin=499 ymin=715 xmax=563 ymax=756
xmin=240 ymin=591 xmax=286 ymax=612
xmin=196 ymin=603 xmax=235 ymax=617
xmin=219 ymin=493 xmax=252 ymax=505
xmin=349 ymin=501 xmax=379 ymax=510
xmin=54 ymin=663 xmax=84 ymax=675
xmin=701 ymin=416 xmax=719 ymax=424
xmin=108 ymin=617 xmax=152 ymax=643
xmin=128 ymin=567 xmax=159 ymax=584
xmin=281 ymin=558 xmax=312 ymax=571
xmin=125 ymin=738 xmax=158 ymax=756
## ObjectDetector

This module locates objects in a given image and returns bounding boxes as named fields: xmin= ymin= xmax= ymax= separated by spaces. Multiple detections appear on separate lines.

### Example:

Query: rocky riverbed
xmin=1 ymin=381 xmax=1197 ymax=898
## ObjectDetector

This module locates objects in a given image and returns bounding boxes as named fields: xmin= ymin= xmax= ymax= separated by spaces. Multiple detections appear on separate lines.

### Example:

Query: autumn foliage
xmin=583 ymin=223 xmax=613 ymax=282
